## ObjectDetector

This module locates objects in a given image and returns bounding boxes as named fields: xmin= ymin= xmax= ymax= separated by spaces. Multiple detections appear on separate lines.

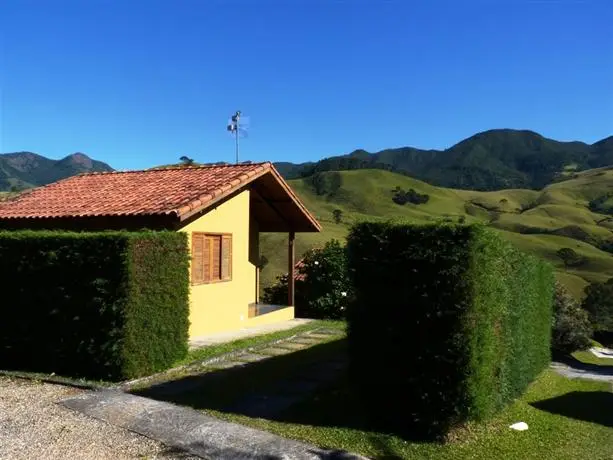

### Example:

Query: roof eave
xmin=175 ymin=163 xmax=322 ymax=233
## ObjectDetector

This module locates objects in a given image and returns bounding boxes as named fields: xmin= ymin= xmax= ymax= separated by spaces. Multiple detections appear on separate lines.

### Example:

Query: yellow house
xmin=0 ymin=162 xmax=321 ymax=338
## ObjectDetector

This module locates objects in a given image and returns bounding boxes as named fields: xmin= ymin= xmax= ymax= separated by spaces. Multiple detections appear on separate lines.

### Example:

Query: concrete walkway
xmin=62 ymin=326 xmax=355 ymax=459
xmin=189 ymin=319 xmax=314 ymax=349
xmin=60 ymin=390 xmax=367 ymax=460
xmin=551 ymin=358 xmax=613 ymax=383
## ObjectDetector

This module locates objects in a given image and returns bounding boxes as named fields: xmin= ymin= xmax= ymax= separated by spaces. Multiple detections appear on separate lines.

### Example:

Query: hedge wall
xmin=0 ymin=231 xmax=189 ymax=381
xmin=346 ymin=222 xmax=554 ymax=439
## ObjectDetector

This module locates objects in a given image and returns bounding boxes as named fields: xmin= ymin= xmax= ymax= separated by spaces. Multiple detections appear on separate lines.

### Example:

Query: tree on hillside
xmin=332 ymin=209 xmax=343 ymax=224
xmin=179 ymin=156 xmax=195 ymax=166
xmin=556 ymin=247 xmax=586 ymax=268
xmin=582 ymin=279 xmax=613 ymax=332
xmin=392 ymin=187 xmax=430 ymax=205
xmin=307 ymin=172 xmax=342 ymax=196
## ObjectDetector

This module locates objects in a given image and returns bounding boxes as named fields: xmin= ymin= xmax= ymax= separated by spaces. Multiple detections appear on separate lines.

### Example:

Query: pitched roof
xmin=0 ymin=162 xmax=321 ymax=232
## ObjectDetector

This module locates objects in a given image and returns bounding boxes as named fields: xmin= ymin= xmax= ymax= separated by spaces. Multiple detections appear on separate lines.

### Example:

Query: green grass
xmin=572 ymin=340 xmax=613 ymax=367
xmin=134 ymin=329 xmax=613 ymax=459
xmin=571 ymin=350 xmax=613 ymax=367
xmin=210 ymin=369 xmax=613 ymax=460
xmin=261 ymin=168 xmax=613 ymax=298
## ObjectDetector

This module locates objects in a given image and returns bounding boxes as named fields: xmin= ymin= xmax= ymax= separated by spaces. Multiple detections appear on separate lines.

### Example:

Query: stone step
xmin=234 ymin=353 xmax=269 ymax=363
xmin=274 ymin=342 xmax=309 ymax=351
xmin=312 ymin=328 xmax=342 ymax=336
xmin=205 ymin=360 xmax=246 ymax=370
xmin=304 ymin=333 xmax=337 ymax=340
xmin=287 ymin=338 xmax=323 ymax=346
xmin=258 ymin=347 xmax=293 ymax=356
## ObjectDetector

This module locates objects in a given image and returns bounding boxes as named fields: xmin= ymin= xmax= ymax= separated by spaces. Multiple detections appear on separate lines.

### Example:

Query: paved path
xmin=0 ymin=377 xmax=196 ymax=460
xmin=60 ymin=386 xmax=366 ymax=460
xmin=189 ymin=319 xmax=314 ymax=349
xmin=59 ymin=326 xmax=356 ymax=459
xmin=551 ymin=358 xmax=613 ymax=383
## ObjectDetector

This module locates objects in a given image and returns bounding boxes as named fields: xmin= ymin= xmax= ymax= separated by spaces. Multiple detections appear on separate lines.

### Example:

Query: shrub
xmin=392 ymin=187 xmax=430 ymax=205
xmin=551 ymin=282 xmax=592 ymax=355
xmin=263 ymin=239 xmax=352 ymax=319
xmin=0 ymin=231 xmax=189 ymax=381
xmin=332 ymin=209 xmax=343 ymax=224
xmin=556 ymin=247 xmax=587 ymax=267
xmin=582 ymin=278 xmax=613 ymax=333
xmin=346 ymin=222 xmax=554 ymax=440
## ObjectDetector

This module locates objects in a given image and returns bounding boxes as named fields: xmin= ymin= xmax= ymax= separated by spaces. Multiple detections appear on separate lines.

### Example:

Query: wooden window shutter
xmin=211 ymin=236 xmax=221 ymax=280
xmin=203 ymin=236 xmax=212 ymax=282
xmin=221 ymin=235 xmax=232 ymax=280
xmin=192 ymin=234 xmax=205 ymax=284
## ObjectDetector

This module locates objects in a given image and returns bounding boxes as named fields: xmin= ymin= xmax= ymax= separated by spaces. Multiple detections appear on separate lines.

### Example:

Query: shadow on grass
xmin=132 ymin=339 xmax=351 ymax=414
xmin=530 ymin=391 xmax=613 ymax=427
xmin=133 ymin=338 xmax=437 ymax=449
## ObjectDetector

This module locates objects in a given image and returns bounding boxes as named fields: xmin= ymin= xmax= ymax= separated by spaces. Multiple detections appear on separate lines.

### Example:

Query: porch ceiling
xmin=249 ymin=172 xmax=320 ymax=233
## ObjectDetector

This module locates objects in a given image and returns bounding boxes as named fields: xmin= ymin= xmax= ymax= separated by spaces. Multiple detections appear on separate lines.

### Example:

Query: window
xmin=191 ymin=233 xmax=232 ymax=284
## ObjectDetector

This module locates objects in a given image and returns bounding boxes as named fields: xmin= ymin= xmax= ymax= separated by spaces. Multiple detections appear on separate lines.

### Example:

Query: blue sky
xmin=1 ymin=0 xmax=612 ymax=170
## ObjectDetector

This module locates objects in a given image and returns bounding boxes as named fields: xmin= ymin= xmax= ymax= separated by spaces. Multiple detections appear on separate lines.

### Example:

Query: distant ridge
xmin=0 ymin=152 xmax=114 ymax=191
xmin=274 ymin=129 xmax=613 ymax=191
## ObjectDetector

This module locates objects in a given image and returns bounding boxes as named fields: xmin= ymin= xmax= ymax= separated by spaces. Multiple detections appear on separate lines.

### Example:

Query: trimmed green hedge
xmin=0 ymin=231 xmax=189 ymax=381
xmin=346 ymin=222 xmax=554 ymax=439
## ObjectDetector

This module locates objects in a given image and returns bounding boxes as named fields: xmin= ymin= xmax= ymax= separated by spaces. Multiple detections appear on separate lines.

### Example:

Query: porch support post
xmin=288 ymin=230 xmax=295 ymax=306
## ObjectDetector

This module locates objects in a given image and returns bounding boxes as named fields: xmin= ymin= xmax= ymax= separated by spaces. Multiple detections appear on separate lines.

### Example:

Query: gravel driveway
xmin=0 ymin=377 xmax=196 ymax=460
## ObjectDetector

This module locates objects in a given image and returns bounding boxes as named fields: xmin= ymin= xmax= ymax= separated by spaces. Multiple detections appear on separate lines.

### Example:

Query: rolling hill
xmin=276 ymin=129 xmax=613 ymax=191
xmin=260 ymin=167 xmax=613 ymax=300
xmin=0 ymin=152 xmax=113 ymax=191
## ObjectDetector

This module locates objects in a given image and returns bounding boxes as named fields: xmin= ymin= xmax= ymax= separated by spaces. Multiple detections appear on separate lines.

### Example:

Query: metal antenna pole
xmin=227 ymin=110 xmax=242 ymax=164
xmin=235 ymin=114 xmax=240 ymax=164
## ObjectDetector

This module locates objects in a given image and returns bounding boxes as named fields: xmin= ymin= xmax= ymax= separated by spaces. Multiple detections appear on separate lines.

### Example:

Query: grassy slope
xmin=260 ymin=167 xmax=613 ymax=297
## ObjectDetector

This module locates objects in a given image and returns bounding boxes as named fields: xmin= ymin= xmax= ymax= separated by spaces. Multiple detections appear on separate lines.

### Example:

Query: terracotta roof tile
xmin=0 ymin=163 xmax=272 ymax=220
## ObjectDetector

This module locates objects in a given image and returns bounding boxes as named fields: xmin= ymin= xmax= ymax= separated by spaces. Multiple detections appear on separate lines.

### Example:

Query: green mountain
xmin=0 ymin=152 xmax=113 ymax=191
xmin=260 ymin=166 xmax=613 ymax=300
xmin=276 ymin=129 xmax=613 ymax=191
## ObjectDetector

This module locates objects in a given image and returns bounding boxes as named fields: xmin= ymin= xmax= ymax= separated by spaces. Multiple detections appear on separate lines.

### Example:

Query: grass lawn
xmin=210 ymin=369 xmax=613 ymax=460
xmin=136 ymin=331 xmax=613 ymax=459
xmin=572 ymin=339 xmax=613 ymax=367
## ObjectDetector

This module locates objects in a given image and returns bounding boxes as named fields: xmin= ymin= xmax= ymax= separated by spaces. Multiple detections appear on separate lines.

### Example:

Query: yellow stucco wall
xmin=179 ymin=189 xmax=294 ymax=337
xmin=247 ymin=307 xmax=295 ymax=327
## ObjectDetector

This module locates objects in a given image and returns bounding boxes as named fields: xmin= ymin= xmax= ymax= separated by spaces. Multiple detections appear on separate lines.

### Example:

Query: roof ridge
xmin=77 ymin=161 xmax=272 ymax=177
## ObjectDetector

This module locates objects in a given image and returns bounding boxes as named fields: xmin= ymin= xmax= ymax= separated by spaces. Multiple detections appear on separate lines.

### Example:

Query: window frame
xmin=191 ymin=232 xmax=233 ymax=285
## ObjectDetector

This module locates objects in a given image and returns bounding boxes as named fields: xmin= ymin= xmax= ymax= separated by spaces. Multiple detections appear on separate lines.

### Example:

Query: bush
xmin=0 ymin=231 xmax=189 ymax=381
xmin=263 ymin=239 xmax=352 ymax=319
xmin=551 ymin=282 xmax=592 ymax=355
xmin=392 ymin=187 xmax=430 ymax=205
xmin=556 ymin=247 xmax=587 ymax=267
xmin=582 ymin=278 xmax=613 ymax=333
xmin=346 ymin=222 xmax=554 ymax=440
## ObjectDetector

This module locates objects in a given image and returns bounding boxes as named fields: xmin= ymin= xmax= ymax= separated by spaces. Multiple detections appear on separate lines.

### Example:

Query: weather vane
xmin=227 ymin=110 xmax=249 ymax=164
